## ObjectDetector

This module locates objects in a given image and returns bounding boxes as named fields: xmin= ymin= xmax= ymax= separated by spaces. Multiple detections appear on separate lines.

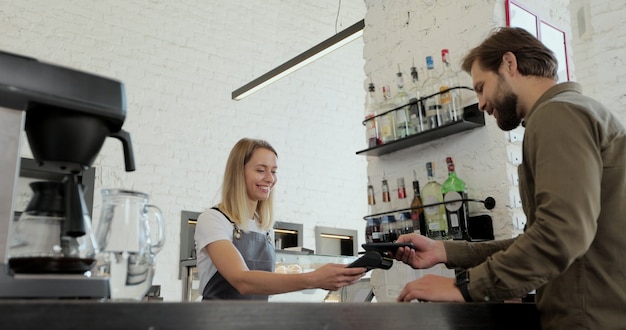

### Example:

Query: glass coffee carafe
xmin=94 ymin=189 xmax=165 ymax=300
xmin=8 ymin=181 xmax=98 ymax=274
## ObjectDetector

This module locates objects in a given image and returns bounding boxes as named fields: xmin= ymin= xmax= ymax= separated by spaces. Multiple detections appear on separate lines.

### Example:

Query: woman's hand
xmin=307 ymin=264 xmax=366 ymax=291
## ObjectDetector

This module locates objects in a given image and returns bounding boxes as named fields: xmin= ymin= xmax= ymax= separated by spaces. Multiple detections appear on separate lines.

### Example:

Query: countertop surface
xmin=0 ymin=300 xmax=540 ymax=330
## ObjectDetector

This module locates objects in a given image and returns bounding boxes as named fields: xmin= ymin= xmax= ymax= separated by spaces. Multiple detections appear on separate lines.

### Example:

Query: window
xmin=506 ymin=0 xmax=570 ymax=82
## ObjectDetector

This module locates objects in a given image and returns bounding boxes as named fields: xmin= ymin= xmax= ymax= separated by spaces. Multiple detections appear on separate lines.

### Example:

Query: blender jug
xmin=95 ymin=189 xmax=165 ymax=300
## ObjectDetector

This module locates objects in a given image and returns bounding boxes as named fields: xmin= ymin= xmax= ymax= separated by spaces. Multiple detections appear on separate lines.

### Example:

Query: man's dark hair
xmin=462 ymin=27 xmax=558 ymax=80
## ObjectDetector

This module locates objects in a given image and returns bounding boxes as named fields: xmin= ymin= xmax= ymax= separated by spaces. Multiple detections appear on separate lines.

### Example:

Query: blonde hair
xmin=218 ymin=138 xmax=277 ymax=231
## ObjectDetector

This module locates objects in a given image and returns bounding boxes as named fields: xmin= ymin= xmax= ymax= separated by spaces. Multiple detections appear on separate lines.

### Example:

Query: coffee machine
xmin=0 ymin=50 xmax=135 ymax=298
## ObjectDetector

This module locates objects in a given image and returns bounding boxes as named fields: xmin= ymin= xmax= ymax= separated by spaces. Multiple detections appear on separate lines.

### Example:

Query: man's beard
xmin=493 ymin=76 xmax=522 ymax=131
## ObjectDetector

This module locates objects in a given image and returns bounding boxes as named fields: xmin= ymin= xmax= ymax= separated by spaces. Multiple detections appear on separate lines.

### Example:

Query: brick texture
xmin=363 ymin=0 xmax=625 ymax=240
xmin=3 ymin=0 xmax=624 ymax=302
xmin=2 ymin=0 xmax=366 ymax=301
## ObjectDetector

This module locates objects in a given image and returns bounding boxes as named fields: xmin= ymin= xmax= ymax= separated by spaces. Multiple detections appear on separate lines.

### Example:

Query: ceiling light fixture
xmin=231 ymin=19 xmax=364 ymax=101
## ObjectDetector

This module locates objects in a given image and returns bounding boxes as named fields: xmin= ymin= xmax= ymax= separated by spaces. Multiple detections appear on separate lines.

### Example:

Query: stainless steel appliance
xmin=0 ymin=50 xmax=135 ymax=298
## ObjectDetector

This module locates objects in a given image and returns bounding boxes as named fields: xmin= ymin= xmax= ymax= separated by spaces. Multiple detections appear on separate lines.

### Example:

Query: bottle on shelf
xmin=396 ymin=177 xmax=407 ymax=205
xmin=365 ymin=217 xmax=375 ymax=243
xmin=440 ymin=49 xmax=463 ymax=122
xmin=366 ymin=176 xmax=382 ymax=243
xmin=367 ymin=176 xmax=376 ymax=211
xmin=381 ymin=174 xmax=391 ymax=212
xmin=423 ymin=56 xmax=446 ymax=130
xmin=396 ymin=177 xmax=412 ymax=234
xmin=364 ymin=82 xmax=381 ymax=148
xmin=441 ymin=157 xmax=471 ymax=240
xmin=410 ymin=170 xmax=426 ymax=236
xmin=422 ymin=162 xmax=448 ymax=239
xmin=378 ymin=86 xmax=396 ymax=144
xmin=380 ymin=175 xmax=397 ymax=242
xmin=393 ymin=68 xmax=413 ymax=139
xmin=380 ymin=216 xmax=398 ymax=243
xmin=371 ymin=218 xmax=382 ymax=243
xmin=457 ymin=62 xmax=477 ymax=108
xmin=409 ymin=65 xmax=427 ymax=134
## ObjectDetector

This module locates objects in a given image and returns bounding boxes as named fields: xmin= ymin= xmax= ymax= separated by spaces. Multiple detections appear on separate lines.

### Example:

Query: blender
xmin=0 ymin=50 xmax=135 ymax=298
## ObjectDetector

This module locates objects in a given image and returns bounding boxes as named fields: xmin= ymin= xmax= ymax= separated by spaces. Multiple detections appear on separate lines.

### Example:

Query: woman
xmin=195 ymin=138 xmax=365 ymax=300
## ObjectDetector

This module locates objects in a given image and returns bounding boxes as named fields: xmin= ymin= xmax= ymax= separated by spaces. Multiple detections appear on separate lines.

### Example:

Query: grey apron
xmin=202 ymin=207 xmax=275 ymax=300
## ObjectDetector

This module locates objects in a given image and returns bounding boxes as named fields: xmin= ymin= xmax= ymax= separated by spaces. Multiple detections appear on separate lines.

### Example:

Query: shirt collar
xmin=524 ymin=82 xmax=582 ymax=124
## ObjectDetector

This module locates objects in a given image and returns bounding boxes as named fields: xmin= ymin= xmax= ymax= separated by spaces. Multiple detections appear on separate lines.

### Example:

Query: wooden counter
xmin=0 ymin=301 xmax=540 ymax=329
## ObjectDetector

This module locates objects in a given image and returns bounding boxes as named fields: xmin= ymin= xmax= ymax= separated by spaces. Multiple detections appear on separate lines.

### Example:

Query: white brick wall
xmin=3 ymin=0 xmax=624 ymax=302
xmin=363 ymin=0 xmax=625 ymax=240
xmin=570 ymin=0 xmax=626 ymax=118
xmin=363 ymin=0 xmax=523 ymax=240
xmin=2 ymin=0 xmax=366 ymax=301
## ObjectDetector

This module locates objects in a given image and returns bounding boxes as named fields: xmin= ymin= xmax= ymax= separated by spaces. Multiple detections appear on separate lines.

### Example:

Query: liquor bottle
xmin=365 ymin=217 xmax=375 ymax=243
xmin=422 ymin=162 xmax=448 ymax=239
xmin=367 ymin=217 xmax=383 ymax=244
xmin=378 ymin=86 xmax=396 ymax=144
xmin=441 ymin=156 xmax=471 ymax=240
xmin=395 ymin=176 xmax=407 ymax=215
xmin=381 ymin=175 xmax=391 ymax=212
xmin=393 ymin=69 xmax=413 ymax=139
xmin=367 ymin=176 xmax=376 ymax=205
xmin=380 ymin=215 xmax=397 ymax=243
xmin=423 ymin=56 xmax=445 ymax=129
xmin=396 ymin=177 xmax=412 ymax=234
xmin=364 ymin=82 xmax=381 ymax=148
xmin=371 ymin=217 xmax=382 ymax=243
xmin=440 ymin=49 xmax=463 ymax=122
xmin=367 ymin=176 xmax=377 ymax=214
xmin=410 ymin=170 xmax=426 ymax=235
xmin=366 ymin=177 xmax=382 ymax=243
xmin=409 ymin=66 xmax=427 ymax=134
xmin=380 ymin=176 xmax=397 ymax=242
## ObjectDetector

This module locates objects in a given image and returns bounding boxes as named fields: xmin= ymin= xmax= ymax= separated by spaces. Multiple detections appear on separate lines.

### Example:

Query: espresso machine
xmin=0 ymin=50 xmax=135 ymax=298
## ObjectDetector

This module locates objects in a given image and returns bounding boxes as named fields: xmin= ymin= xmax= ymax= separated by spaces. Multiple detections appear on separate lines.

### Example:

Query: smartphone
xmin=346 ymin=251 xmax=393 ymax=271
xmin=361 ymin=242 xmax=416 ymax=254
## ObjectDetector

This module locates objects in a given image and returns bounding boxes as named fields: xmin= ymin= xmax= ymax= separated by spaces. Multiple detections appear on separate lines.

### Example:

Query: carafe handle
xmin=109 ymin=129 xmax=136 ymax=172
xmin=146 ymin=204 xmax=165 ymax=255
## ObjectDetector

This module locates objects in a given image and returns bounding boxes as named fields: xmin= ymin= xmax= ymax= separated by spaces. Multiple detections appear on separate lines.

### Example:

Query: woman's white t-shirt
xmin=194 ymin=208 xmax=273 ymax=295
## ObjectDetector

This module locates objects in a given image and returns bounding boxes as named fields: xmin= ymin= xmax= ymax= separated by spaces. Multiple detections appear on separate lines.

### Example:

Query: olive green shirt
xmin=445 ymin=82 xmax=626 ymax=329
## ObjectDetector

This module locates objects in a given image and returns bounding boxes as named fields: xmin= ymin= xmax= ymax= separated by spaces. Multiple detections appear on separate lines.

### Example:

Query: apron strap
xmin=211 ymin=206 xmax=242 ymax=239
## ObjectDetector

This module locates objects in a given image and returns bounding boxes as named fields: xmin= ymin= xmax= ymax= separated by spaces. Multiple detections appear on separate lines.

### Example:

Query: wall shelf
xmin=356 ymin=103 xmax=484 ymax=157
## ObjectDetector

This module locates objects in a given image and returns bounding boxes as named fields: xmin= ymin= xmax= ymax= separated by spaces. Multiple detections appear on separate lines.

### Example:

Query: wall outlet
xmin=506 ymin=165 xmax=519 ymax=186
xmin=508 ymin=130 xmax=523 ymax=143
xmin=510 ymin=171 xmax=519 ymax=186
xmin=511 ymin=211 xmax=527 ymax=230
xmin=508 ymin=187 xmax=522 ymax=208
xmin=506 ymin=144 xmax=523 ymax=165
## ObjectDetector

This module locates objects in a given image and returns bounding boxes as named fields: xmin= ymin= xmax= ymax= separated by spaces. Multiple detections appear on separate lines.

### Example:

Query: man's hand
xmin=397 ymin=274 xmax=464 ymax=302
xmin=393 ymin=233 xmax=447 ymax=269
